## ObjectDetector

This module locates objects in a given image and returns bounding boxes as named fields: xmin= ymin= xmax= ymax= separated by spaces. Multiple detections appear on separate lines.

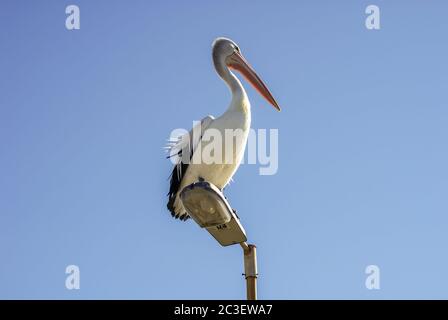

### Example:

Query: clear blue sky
xmin=1 ymin=0 xmax=447 ymax=299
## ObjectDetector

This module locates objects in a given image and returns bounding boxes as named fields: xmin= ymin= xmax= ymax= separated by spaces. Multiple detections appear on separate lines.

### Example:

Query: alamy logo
xmin=365 ymin=5 xmax=381 ymax=30
xmin=65 ymin=265 xmax=80 ymax=290
xmin=365 ymin=265 xmax=380 ymax=290
xmin=66 ymin=5 xmax=80 ymax=30
xmin=166 ymin=123 xmax=279 ymax=175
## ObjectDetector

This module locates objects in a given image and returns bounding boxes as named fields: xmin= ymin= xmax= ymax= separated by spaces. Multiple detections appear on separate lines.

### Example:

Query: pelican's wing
xmin=166 ymin=115 xmax=214 ymax=220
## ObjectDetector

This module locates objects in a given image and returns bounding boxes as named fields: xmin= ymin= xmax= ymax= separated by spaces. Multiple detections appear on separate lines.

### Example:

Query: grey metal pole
xmin=241 ymin=242 xmax=258 ymax=300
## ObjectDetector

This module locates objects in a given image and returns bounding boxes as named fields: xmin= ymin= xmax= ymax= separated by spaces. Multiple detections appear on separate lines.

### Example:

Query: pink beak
xmin=227 ymin=51 xmax=281 ymax=111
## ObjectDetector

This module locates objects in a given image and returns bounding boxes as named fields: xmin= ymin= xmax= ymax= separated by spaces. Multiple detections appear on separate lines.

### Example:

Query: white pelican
xmin=166 ymin=37 xmax=280 ymax=220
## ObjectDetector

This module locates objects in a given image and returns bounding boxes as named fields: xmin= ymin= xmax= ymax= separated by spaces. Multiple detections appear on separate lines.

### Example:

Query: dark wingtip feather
xmin=167 ymin=162 xmax=190 ymax=221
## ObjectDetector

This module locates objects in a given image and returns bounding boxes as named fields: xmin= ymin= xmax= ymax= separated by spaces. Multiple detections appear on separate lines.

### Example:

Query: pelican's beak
xmin=227 ymin=51 xmax=281 ymax=111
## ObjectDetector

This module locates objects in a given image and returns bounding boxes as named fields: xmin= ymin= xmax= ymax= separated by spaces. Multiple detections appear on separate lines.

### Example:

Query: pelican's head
xmin=212 ymin=37 xmax=281 ymax=111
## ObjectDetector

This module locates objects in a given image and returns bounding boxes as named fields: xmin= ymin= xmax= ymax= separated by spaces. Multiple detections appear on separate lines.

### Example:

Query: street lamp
xmin=180 ymin=181 xmax=258 ymax=300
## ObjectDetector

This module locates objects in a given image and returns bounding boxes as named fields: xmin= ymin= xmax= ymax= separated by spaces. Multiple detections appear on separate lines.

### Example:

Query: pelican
xmin=166 ymin=37 xmax=280 ymax=220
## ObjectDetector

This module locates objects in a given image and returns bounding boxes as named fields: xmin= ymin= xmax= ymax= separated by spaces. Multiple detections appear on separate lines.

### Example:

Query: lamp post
xmin=241 ymin=242 xmax=258 ymax=300
xmin=180 ymin=181 xmax=258 ymax=300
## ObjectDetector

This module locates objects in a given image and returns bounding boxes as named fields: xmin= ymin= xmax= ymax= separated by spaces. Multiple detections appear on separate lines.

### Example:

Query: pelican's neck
xmin=214 ymin=56 xmax=249 ymax=113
